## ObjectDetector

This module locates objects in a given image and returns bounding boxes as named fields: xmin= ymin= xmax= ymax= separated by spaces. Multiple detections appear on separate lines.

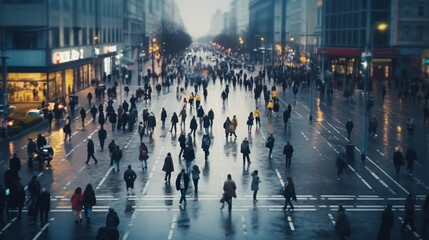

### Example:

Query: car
xmin=26 ymin=109 xmax=44 ymax=118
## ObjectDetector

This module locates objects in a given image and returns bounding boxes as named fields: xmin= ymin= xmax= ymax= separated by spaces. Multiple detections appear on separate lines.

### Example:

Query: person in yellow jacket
xmin=195 ymin=94 xmax=201 ymax=109
xmin=254 ymin=107 xmax=261 ymax=126
xmin=272 ymin=90 xmax=278 ymax=101
xmin=267 ymin=100 xmax=273 ymax=116
xmin=189 ymin=93 xmax=194 ymax=107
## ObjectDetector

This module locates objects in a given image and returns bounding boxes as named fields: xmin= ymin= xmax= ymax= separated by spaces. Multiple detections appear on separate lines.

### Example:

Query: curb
xmin=0 ymin=119 xmax=48 ymax=142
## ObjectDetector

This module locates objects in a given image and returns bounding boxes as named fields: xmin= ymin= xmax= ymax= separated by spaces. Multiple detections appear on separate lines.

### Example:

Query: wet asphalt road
xmin=0 ymin=49 xmax=428 ymax=240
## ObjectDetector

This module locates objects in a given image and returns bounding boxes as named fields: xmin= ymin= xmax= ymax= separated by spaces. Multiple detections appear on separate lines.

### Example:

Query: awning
xmin=120 ymin=57 xmax=135 ymax=66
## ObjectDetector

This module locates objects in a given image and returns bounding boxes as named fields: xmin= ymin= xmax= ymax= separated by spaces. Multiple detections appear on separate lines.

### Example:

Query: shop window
xmin=7 ymin=73 xmax=50 ymax=103
xmin=384 ymin=66 xmax=389 ymax=78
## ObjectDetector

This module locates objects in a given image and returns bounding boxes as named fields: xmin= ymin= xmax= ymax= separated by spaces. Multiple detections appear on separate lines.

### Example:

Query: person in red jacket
xmin=71 ymin=187 xmax=84 ymax=224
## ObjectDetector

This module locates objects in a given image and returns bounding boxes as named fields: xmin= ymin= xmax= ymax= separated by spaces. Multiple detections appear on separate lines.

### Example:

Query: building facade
xmin=1 ymin=0 xmax=123 ymax=103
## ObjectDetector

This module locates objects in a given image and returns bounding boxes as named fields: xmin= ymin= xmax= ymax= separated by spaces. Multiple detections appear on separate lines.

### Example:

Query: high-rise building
xmin=236 ymin=0 xmax=249 ymax=36
xmin=209 ymin=9 xmax=224 ymax=36
xmin=0 ymin=0 xmax=123 ymax=103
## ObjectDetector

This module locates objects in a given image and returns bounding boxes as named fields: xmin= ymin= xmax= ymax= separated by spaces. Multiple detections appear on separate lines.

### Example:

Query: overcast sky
xmin=175 ymin=0 xmax=231 ymax=39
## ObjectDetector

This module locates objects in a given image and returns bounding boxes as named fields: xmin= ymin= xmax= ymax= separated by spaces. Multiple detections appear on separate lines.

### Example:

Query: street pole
xmin=309 ymin=61 xmax=313 ymax=121
xmin=151 ymin=41 xmax=155 ymax=81
xmin=361 ymin=0 xmax=372 ymax=161
xmin=1 ymin=54 xmax=8 ymax=138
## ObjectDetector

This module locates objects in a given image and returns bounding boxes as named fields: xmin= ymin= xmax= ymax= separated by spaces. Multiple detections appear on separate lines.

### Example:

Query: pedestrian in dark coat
xmin=201 ymin=134 xmax=211 ymax=159
xmin=223 ymin=117 xmax=231 ymax=138
xmin=178 ymin=132 xmax=186 ymax=159
xmin=170 ymin=112 xmax=179 ymax=133
xmin=105 ymin=208 xmax=120 ymax=240
xmin=162 ymin=153 xmax=174 ymax=183
xmin=86 ymin=139 xmax=98 ymax=164
xmin=197 ymin=106 xmax=204 ymax=124
xmin=283 ymin=109 xmax=290 ymax=129
xmin=179 ymin=107 xmax=187 ymax=129
xmin=90 ymin=105 xmax=97 ymax=120
xmin=183 ymin=145 xmax=195 ymax=174
xmin=251 ymin=170 xmax=261 ymax=202
xmin=282 ymin=177 xmax=296 ymax=210
xmin=176 ymin=169 xmax=190 ymax=206
xmin=402 ymin=194 xmax=416 ymax=231
xmin=9 ymin=154 xmax=21 ymax=178
xmin=247 ymin=112 xmax=254 ymax=131
xmin=221 ymin=174 xmax=237 ymax=212
xmin=202 ymin=115 xmax=210 ymax=135
xmin=345 ymin=119 xmax=353 ymax=140
xmin=191 ymin=165 xmax=200 ymax=193
xmin=111 ymin=146 xmax=122 ymax=172
xmin=377 ymin=205 xmax=394 ymax=240
xmin=240 ymin=138 xmax=251 ymax=164
xmin=189 ymin=116 xmax=198 ymax=138
xmin=335 ymin=205 xmax=351 ymax=239
xmin=405 ymin=147 xmax=417 ymax=174
xmin=208 ymin=109 xmax=214 ymax=127
xmin=266 ymin=134 xmax=275 ymax=158
xmin=13 ymin=179 xmax=25 ymax=220
xmin=161 ymin=108 xmax=167 ymax=127
xmin=83 ymin=184 xmax=96 ymax=224
xmin=283 ymin=141 xmax=294 ymax=167
xmin=393 ymin=146 xmax=404 ymax=175
xmin=80 ymin=108 xmax=86 ymax=127
xmin=147 ymin=113 xmax=156 ymax=137
xmin=98 ymin=127 xmax=107 ymax=151
xmin=27 ymin=175 xmax=41 ymax=207
xmin=36 ymin=187 xmax=50 ymax=226
xmin=124 ymin=165 xmax=137 ymax=194
xmin=336 ymin=152 xmax=347 ymax=180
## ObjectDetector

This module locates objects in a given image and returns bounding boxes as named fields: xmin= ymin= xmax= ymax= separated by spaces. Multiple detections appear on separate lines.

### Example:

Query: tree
xmin=155 ymin=20 xmax=192 ymax=57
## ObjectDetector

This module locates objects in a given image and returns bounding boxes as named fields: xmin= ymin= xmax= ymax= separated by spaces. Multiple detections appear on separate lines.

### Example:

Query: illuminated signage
xmin=94 ymin=47 xmax=100 ymax=56
xmin=425 ymin=58 xmax=429 ymax=65
xmin=53 ymin=48 xmax=84 ymax=64
xmin=104 ymin=45 xmax=117 ymax=54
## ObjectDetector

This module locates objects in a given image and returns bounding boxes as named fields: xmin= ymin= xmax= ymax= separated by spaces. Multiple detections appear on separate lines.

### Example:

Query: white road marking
xmin=241 ymin=214 xmax=248 ymax=236
xmin=287 ymin=216 xmax=295 ymax=231
xmin=275 ymin=169 xmax=285 ymax=186
xmin=96 ymin=167 xmax=113 ymax=190
xmin=328 ymin=213 xmax=335 ymax=226
xmin=364 ymin=166 xmax=396 ymax=194
xmin=0 ymin=217 xmax=17 ymax=235
xmin=167 ymin=213 xmax=178 ymax=240
xmin=348 ymin=166 xmax=373 ymax=190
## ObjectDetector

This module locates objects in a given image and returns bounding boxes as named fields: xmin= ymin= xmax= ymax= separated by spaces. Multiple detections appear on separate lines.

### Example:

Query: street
xmin=1 ymin=49 xmax=428 ymax=240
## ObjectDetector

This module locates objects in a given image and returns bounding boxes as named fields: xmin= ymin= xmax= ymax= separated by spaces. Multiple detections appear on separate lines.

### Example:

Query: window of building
xmin=82 ymin=28 xmax=87 ymax=45
xmin=73 ymin=28 xmax=79 ymax=46
xmin=52 ymin=27 xmax=60 ymax=48
xmin=400 ymin=25 xmax=411 ymax=41
xmin=103 ymin=29 xmax=106 ymax=43
xmin=89 ymin=28 xmax=93 ymax=44
xmin=12 ymin=31 xmax=37 ymax=49
xmin=416 ymin=25 xmax=424 ymax=40
xmin=64 ymin=27 xmax=70 ymax=47
xmin=418 ymin=6 xmax=424 ymax=16
xmin=404 ymin=6 xmax=411 ymax=16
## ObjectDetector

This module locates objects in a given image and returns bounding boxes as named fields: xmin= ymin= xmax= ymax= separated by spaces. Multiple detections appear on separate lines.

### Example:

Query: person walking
xmin=202 ymin=114 xmax=210 ymax=135
xmin=98 ymin=126 xmax=107 ymax=151
xmin=161 ymin=108 xmax=167 ymax=128
xmin=406 ymin=118 xmax=416 ymax=136
xmin=251 ymin=170 xmax=261 ymax=202
xmin=179 ymin=107 xmax=187 ymax=129
xmin=13 ymin=178 xmax=25 ymax=220
xmin=223 ymin=117 xmax=231 ymax=138
xmin=266 ymin=134 xmax=275 ymax=159
xmin=201 ymin=134 xmax=211 ymax=160
xmin=282 ymin=177 xmax=296 ymax=210
xmin=87 ymin=92 xmax=93 ymax=106
xmin=208 ymin=109 xmax=214 ymax=128
xmin=162 ymin=153 xmax=174 ymax=183
xmin=283 ymin=141 xmax=294 ymax=167
xmin=71 ymin=187 xmax=84 ymax=224
xmin=178 ymin=131 xmax=186 ymax=159
xmin=254 ymin=107 xmax=261 ymax=126
xmin=221 ymin=174 xmax=237 ymax=212
xmin=191 ymin=165 xmax=200 ymax=193
xmin=240 ymin=138 xmax=251 ymax=165
xmin=283 ymin=109 xmax=291 ymax=129
xmin=229 ymin=115 xmax=238 ymax=138
xmin=80 ymin=107 xmax=86 ymax=127
xmin=190 ymin=116 xmax=198 ymax=138
xmin=83 ymin=184 xmax=96 ymax=224
xmin=139 ymin=143 xmax=149 ymax=171
xmin=393 ymin=146 xmax=404 ymax=175
xmin=175 ymin=169 xmax=190 ymax=207
xmin=334 ymin=205 xmax=351 ymax=240
xmin=405 ymin=146 xmax=417 ymax=174
xmin=402 ymin=194 xmax=416 ymax=232
xmin=138 ymin=122 xmax=145 ymax=143
xmin=27 ymin=175 xmax=41 ymax=208
xmin=197 ymin=106 xmax=204 ymax=125
xmin=9 ymin=154 xmax=21 ymax=182
xmin=377 ymin=205 xmax=394 ymax=240
xmin=247 ymin=112 xmax=254 ymax=132
xmin=36 ymin=187 xmax=50 ymax=227
xmin=147 ymin=113 xmax=156 ymax=137
xmin=105 ymin=208 xmax=120 ymax=239
xmin=183 ymin=144 xmax=195 ymax=174
xmin=170 ymin=112 xmax=179 ymax=133
xmin=267 ymin=100 xmax=273 ymax=116
xmin=91 ymin=105 xmax=97 ymax=121
xmin=336 ymin=152 xmax=347 ymax=180
xmin=86 ymin=138 xmax=98 ymax=164
xmin=124 ymin=165 xmax=137 ymax=194
xmin=345 ymin=119 xmax=353 ymax=140
xmin=111 ymin=146 xmax=123 ymax=173
xmin=63 ymin=118 xmax=72 ymax=141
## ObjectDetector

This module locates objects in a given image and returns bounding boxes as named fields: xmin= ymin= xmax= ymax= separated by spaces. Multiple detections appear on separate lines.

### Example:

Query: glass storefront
xmin=6 ymin=73 xmax=53 ymax=102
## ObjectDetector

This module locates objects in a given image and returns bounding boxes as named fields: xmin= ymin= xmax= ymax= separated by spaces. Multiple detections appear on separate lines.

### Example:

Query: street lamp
xmin=360 ymin=21 xmax=388 ymax=161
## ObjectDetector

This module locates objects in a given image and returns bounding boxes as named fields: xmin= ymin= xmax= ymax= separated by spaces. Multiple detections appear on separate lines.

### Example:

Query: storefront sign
xmin=104 ymin=45 xmax=117 ymax=54
xmin=53 ymin=48 xmax=84 ymax=64
xmin=94 ymin=47 xmax=100 ymax=56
